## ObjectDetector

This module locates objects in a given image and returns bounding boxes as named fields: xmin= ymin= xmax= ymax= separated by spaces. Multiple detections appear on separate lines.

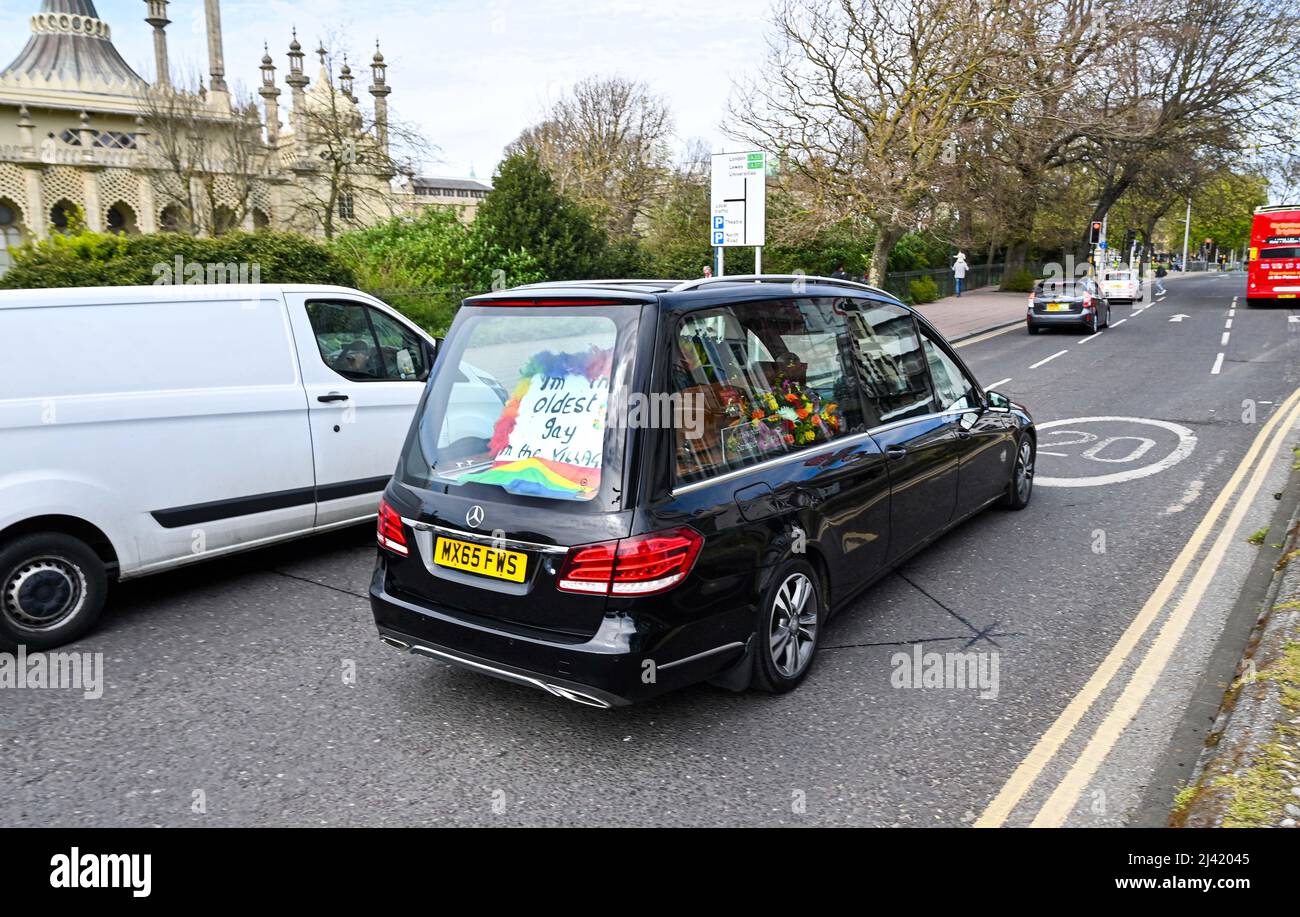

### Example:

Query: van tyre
xmin=753 ymin=560 xmax=822 ymax=694
xmin=0 ymin=534 xmax=107 ymax=652
xmin=1003 ymin=436 xmax=1035 ymax=510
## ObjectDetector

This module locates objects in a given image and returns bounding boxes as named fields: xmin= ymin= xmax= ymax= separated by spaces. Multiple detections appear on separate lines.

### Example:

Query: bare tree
xmin=507 ymin=76 xmax=674 ymax=238
xmin=731 ymin=0 xmax=1040 ymax=284
xmin=137 ymin=71 xmax=266 ymax=234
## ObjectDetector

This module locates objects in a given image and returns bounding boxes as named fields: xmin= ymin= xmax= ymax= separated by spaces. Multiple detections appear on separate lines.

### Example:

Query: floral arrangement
xmin=725 ymin=378 xmax=840 ymax=458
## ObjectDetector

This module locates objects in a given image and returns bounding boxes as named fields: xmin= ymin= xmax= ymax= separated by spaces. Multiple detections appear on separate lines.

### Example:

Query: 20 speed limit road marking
xmin=976 ymin=385 xmax=1300 ymax=827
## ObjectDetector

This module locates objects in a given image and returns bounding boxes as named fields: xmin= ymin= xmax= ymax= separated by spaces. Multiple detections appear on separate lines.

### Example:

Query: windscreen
xmin=1260 ymin=246 xmax=1300 ymax=259
xmin=399 ymin=304 xmax=641 ymax=509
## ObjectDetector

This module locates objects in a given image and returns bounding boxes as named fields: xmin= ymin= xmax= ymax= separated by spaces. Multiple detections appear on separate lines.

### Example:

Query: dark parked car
xmin=370 ymin=276 xmax=1036 ymax=707
xmin=1027 ymin=278 xmax=1111 ymax=334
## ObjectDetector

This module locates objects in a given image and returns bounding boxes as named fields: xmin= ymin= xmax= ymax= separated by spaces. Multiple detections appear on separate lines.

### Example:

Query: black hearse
xmin=370 ymin=276 xmax=1035 ymax=707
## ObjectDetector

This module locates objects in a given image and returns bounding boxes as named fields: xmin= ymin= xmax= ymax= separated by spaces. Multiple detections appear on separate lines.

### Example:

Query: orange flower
xmin=784 ymin=434 xmax=795 ymax=445
xmin=811 ymin=414 xmax=822 ymax=426
xmin=785 ymin=393 xmax=798 ymax=404
xmin=796 ymin=407 xmax=809 ymax=419
xmin=751 ymin=410 xmax=764 ymax=420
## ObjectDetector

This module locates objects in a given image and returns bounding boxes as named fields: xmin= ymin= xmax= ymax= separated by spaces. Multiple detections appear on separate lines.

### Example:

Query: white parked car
xmin=1101 ymin=269 xmax=1143 ymax=303
xmin=0 ymin=284 xmax=437 ymax=650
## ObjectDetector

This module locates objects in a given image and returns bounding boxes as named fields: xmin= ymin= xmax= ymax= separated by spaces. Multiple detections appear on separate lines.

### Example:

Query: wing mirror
xmin=986 ymin=390 xmax=1012 ymax=411
xmin=417 ymin=338 xmax=441 ymax=383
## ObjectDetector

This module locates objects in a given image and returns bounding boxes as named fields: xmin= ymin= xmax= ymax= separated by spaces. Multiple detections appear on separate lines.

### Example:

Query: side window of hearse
xmin=919 ymin=329 xmax=978 ymax=412
xmin=844 ymin=302 xmax=936 ymax=426
xmin=671 ymin=298 xmax=862 ymax=484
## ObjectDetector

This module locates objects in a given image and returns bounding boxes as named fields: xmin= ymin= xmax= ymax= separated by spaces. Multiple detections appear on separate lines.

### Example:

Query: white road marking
xmin=987 ymin=377 xmax=1012 ymax=390
xmin=1078 ymin=333 xmax=1102 ymax=344
xmin=1164 ymin=479 xmax=1204 ymax=515
xmin=1211 ymin=352 xmax=1225 ymax=374
xmin=1112 ymin=318 xmax=1127 ymax=327
xmin=1225 ymin=318 xmax=1232 ymax=329
xmin=1030 ymin=349 xmax=1069 ymax=368
xmin=1038 ymin=451 xmax=1068 ymax=457
xmin=1221 ymin=332 xmax=1230 ymax=346
xmin=1034 ymin=417 xmax=1198 ymax=487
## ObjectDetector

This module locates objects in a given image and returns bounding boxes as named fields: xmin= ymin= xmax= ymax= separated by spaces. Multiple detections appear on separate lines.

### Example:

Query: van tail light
xmin=377 ymin=498 xmax=409 ymax=556
xmin=1026 ymin=295 xmax=1035 ymax=313
xmin=557 ymin=527 xmax=703 ymax=596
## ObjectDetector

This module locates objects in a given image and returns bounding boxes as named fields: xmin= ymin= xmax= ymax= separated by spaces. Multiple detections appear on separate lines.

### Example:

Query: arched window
xmin=159 ymin=204 xmax=184 ymax=233
xmin=106 ymin=201 xmax=138 ymax=235
xmin=0 ymin=199 xmax=26 ymax=276
xmin=50 ymin=199 xmax=77 ymax=234
xmin=213 ymin=205 xmax=239 ymax=235
xmin=252 ymin=208 xmax=270 ymax=230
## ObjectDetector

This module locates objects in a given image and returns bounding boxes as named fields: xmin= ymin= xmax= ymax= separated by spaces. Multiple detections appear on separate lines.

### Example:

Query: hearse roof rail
xmin=668 ymin=274 xmax=893 ymax=298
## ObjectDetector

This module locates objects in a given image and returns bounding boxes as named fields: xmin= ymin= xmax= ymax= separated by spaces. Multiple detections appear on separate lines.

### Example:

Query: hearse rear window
xmin=672 ymin=298 xmax=862 ymax=485
xmin=401 ymin=305 xmax=640 ymax=507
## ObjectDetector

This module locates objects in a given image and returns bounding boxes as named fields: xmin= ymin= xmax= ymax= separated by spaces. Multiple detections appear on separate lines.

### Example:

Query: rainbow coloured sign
xmin=462 ymin=347 xmax=612 ymax=501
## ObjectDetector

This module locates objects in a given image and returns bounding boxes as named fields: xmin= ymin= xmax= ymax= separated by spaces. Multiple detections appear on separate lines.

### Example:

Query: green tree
xmin=333 ymin=207 xmax=545 ymax=334
xmin=474 ymin=151 xmax=611 ymax=281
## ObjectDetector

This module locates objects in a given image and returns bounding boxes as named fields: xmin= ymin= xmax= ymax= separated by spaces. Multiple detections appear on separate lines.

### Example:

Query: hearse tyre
xmin=752 ymin=558 xmax=824 ymax=693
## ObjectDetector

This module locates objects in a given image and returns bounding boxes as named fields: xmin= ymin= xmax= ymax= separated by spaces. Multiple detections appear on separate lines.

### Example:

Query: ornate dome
xmin=0 ymin=0 xmax=146 ymax=94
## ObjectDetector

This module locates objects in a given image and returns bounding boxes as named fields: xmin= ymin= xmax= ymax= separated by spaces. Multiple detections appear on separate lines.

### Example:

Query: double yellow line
xmin=976 ymin=385 xmax=1300 ymax=827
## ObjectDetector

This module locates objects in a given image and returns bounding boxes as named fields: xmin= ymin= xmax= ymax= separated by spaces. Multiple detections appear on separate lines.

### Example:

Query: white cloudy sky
xmin=2 ymin=0 xmax=772 ymax=178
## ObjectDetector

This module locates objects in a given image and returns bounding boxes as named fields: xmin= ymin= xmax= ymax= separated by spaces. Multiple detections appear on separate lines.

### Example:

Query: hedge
xmin=0 ymin=230 xmax=355 ymax=290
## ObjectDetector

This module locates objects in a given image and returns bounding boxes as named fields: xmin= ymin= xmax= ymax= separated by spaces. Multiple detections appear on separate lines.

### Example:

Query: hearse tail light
xmin=557 ymin=527 xmax=704 ymax=596
xmin=557 ymin=542 xmax=618 ymax=593
xmin=377 ymin=498 xmax=410 ymax=556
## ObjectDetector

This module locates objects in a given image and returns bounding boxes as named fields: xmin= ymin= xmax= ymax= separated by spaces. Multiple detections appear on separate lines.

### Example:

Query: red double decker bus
xmin=1247 ymin=204 xmax=1300 ymax=306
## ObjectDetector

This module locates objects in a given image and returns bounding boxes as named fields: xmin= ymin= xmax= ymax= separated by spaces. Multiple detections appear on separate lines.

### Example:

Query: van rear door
xmin=284 ymin=293 xmax=433 ymax=528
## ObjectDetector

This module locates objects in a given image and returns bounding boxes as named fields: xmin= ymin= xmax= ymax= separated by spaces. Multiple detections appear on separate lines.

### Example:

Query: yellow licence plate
xmin=1046 ymin=302 xmax=1070 ymax=311
xmin=434 ymin=536 xmax=527 ymax=583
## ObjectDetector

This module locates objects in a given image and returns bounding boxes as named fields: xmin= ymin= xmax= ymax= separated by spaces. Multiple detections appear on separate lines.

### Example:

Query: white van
xmin=0 ymin=284 xmax=436 ymax=650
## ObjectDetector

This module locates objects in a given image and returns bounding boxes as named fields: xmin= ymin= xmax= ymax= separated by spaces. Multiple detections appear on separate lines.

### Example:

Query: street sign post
xmin=711 ymin=151 xmax=767 ymax=274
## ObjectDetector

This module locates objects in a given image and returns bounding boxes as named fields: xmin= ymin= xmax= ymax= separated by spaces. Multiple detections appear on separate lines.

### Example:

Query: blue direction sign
xmin=713 ymin=216 xmax=725 ymax=230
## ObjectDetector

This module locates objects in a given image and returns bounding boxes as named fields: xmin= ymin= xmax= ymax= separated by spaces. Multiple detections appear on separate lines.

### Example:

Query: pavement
xmin=2 ymin=271 xmax=1298 ymax=827
xmin=1174 ymin=488 xmax=1300 ymax=828
xmin=914 ymin=285 xmax=1028 ymax=340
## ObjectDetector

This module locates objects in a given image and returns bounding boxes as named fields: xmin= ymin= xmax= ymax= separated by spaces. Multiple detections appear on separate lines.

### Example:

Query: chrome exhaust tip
xmin=543 ymin=683 xmax=613 ymax=709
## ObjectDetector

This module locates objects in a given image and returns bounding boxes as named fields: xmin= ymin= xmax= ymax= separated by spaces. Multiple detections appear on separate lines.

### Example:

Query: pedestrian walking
xmin=953 ymin=251 xmax=969 ymax=297
xmin=1154 ymin=263 xmax=1167 ymax=295
xmin=831 ymin=262 xmax=848 ymax=280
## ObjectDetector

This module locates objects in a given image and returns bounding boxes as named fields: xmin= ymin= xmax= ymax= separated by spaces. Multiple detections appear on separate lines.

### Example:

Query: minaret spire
xmin=203 ymin=0 xmax=228 ymax=93
xmin=143 ymin=0 xmax=171 ymax=88
xmin=369 ymin=40 xmax=391 ymax=154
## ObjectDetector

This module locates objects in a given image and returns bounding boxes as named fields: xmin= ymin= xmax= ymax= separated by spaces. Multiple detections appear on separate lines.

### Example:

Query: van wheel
xmin=753 ymin=560 xmax=822 ymax=693
xmin=1002 ymin=436 xmax=1035 ymax=510
xmin=0 ymin=533 xmax=107 ymax=651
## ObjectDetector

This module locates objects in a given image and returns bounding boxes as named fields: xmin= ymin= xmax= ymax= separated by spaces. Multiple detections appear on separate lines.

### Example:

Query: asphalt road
xmin=4 ymin=272 xmax=1298 ymax=827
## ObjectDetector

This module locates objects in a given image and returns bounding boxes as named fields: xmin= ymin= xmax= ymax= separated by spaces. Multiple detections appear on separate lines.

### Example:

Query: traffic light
xmin=1089 ymin=221 xmax=1102 ymax=245
xmin=1122 ymin=229 xmax=1136 ymax=256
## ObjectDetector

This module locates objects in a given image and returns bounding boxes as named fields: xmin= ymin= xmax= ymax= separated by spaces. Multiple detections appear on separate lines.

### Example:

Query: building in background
xmin=0 ymin=0 xmax=415 ymax=271
xmin=410 ymin=176 xmax=492 ymax=222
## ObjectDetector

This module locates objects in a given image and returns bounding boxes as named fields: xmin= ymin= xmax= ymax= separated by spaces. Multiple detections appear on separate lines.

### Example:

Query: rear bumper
xmin=1028 ymin=311 xmax=1090 ymax=327
xmin=369 ymin=562 xmax=751 ymax=706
